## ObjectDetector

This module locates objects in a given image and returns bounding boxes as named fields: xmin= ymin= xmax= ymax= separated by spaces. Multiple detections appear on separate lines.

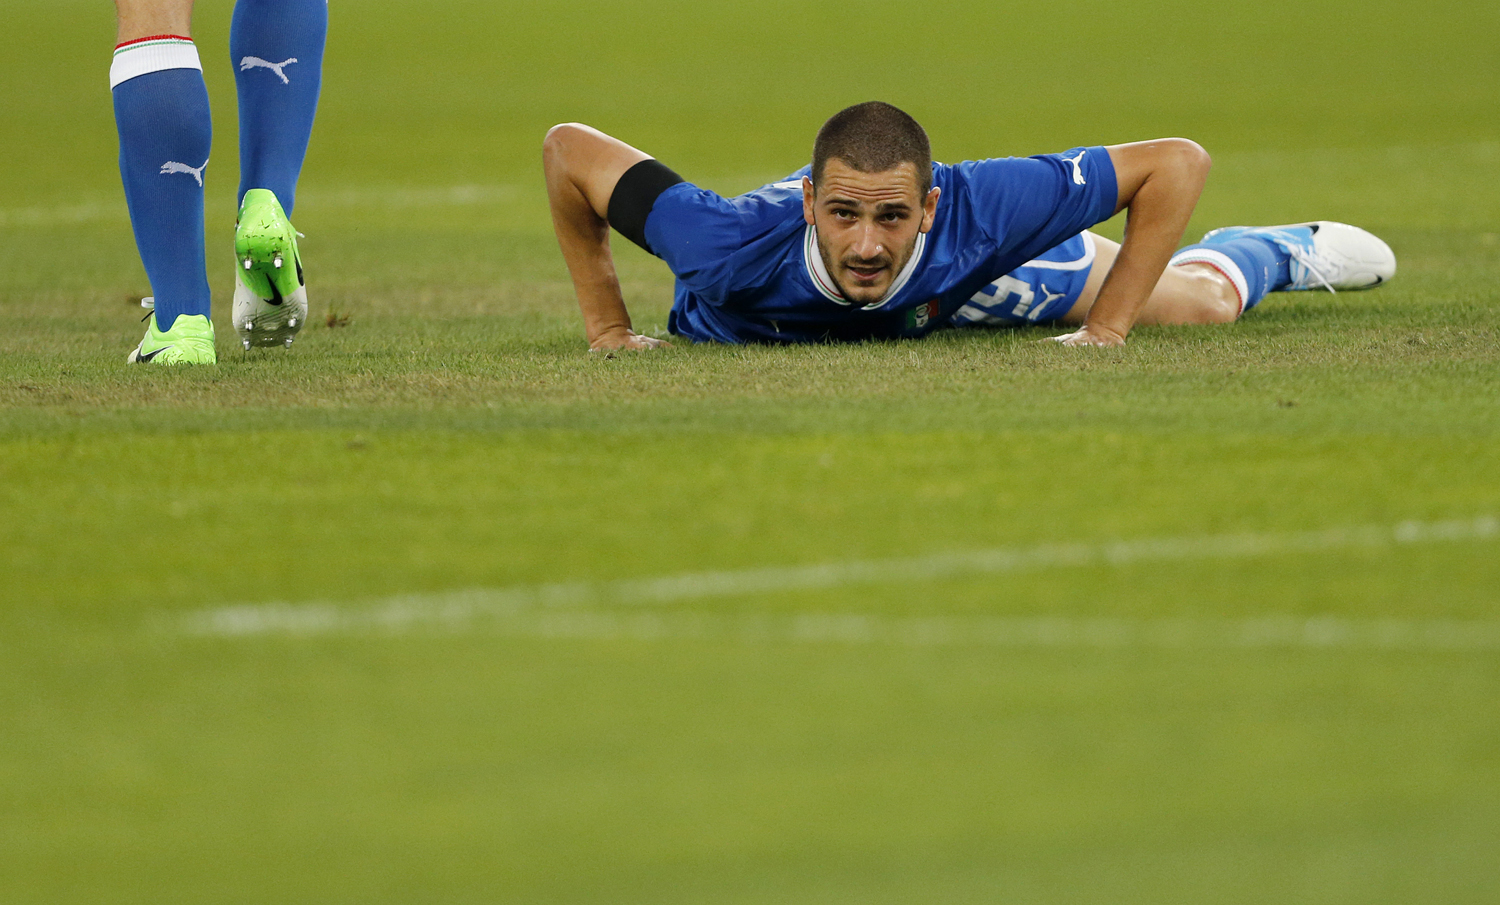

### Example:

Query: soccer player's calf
xmin=111 ymin=0 xmax=327 ymax=365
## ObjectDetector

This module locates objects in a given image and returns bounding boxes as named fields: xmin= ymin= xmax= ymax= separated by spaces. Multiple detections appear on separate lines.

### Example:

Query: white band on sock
xmin=110 ymin=36 xmax=202 ymax=89
xmin=1170 ymin=248 xmax=1250 ymax=315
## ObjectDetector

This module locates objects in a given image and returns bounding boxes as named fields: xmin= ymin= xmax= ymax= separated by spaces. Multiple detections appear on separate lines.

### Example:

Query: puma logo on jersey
xmin=160 ymin=159 xmax=208 ymax=186
xmin=1015 ymin=284 xmax=1066 ymax=320
xmin=239 ymin=56 xmax=298 ymax=84
xmin=1062 ymin=151 xmax=1087 ymax=186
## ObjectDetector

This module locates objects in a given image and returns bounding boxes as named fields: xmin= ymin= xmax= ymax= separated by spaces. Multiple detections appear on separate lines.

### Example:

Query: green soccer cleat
xmin=233 ymin=188 xmax=307 ymax=350
xmin=127 ymin=303 xmax=217 ymax=365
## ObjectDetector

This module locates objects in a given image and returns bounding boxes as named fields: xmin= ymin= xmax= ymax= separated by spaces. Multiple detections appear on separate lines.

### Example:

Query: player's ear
xmin=802 ymin=176 xmax=816 ymax=225
xmin=920 ymin=186 xmax=941 ymax=233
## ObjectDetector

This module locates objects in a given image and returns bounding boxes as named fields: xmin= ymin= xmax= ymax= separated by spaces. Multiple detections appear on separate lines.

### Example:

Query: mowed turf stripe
xmin=177 ymin=514 xmax=1500 ymax=647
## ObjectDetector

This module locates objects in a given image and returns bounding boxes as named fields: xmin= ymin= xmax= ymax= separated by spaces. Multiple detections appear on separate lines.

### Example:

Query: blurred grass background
xmin=2 ymin=1 xmax=1498 ymax=902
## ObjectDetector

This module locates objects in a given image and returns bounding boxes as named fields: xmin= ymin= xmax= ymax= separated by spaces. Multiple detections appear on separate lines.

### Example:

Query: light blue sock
xmin=233 ymin=0 xmax=328 ymax=215
xmin=111 ymin=37 xmax=214 ymax=327
xmin=1171 ymin=234 xmax=1293 ymax=313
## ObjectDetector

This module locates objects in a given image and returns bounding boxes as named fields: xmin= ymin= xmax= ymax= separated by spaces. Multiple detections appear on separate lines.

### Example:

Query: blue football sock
xmin=232 ymin=0 xmax=328 ymax=215
xmin=1171 ymin=234 xmax=1293 ymax=313
xmin=111 ymin=37 xmax=214 ymax=328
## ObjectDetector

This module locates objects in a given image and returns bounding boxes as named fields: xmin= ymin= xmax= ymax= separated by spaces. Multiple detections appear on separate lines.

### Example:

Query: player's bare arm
xmin=1052 ymin=138 xmax=1211 ymax=346
xmin=543 ymin=123 xmax=670 ymax=352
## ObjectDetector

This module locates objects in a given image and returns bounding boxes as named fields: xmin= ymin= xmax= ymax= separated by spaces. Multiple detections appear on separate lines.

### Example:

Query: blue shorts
xmin=948 ymin=232 xmax=1097 ymax=327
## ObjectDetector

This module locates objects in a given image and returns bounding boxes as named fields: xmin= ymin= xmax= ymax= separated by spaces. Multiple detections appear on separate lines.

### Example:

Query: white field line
xmin=175 ymin=515 xmax=1500 ymax=649
xmin=9 ymin=140 xmax=1498 ymax=230
xmin=0 ymin=184 xmax=522 ymax=228
xmin=0 ymin=200 xmax=126 ymax=228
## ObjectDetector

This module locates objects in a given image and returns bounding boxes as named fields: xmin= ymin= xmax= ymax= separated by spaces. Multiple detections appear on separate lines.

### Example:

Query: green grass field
xmin=3 ymin=1 xmax=1498 ymax=901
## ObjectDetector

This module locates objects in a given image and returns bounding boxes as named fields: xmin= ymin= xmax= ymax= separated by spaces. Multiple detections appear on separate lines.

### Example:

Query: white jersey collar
xmin=803 ymin=225 xmax=927 ymax=310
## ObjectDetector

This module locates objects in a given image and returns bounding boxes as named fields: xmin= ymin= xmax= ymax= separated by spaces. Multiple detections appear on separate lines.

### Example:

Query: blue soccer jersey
xmin=643 ymin=147 xmax=1119 ymax=343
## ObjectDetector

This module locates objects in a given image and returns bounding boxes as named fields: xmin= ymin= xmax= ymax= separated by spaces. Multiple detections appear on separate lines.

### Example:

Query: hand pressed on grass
xmin=1045 ymin=323 xmax=1127 ymax=346
xmin=588 ymin=327 xmax=672 ymax=352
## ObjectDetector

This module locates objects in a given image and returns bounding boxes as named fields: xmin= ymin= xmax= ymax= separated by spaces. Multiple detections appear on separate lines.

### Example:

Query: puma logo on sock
xmin=159 ymin=159 xmax=208 ymax=186
xmin=239 ymin=56 xmax=298 ymax=84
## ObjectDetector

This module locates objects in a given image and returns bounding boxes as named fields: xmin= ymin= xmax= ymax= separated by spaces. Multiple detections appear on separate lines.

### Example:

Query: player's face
xmin=804 ymin=160 xmax=940 ymax=305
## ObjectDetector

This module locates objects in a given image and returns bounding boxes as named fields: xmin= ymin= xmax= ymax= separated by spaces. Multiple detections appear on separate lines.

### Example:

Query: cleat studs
xmin=288 ymin=317 xmax=298 ymax=328
xmin=284 ymin=337 xmax=294 ymax=347
xmin=242 ymin=339 xmax=251 ymax=350
xmin=273 ymin=255 xmax=283 ymax=269
xmin=245 ymin=320 xmax=254 ymax=330
xmin=243 ymin=259 xmax=252 ymax=270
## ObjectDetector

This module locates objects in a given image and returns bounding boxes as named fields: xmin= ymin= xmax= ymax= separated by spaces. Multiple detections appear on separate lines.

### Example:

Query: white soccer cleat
xmin=233 ymin=267 xmax=308 ymax=350
xmin=1201 ymin=221 xmax=1396 ymax=292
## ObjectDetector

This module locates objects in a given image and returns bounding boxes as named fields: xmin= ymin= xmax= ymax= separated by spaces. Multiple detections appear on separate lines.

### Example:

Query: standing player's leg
xmin=230 ymin=0 xmax=327 ymax=349
xmin=113 ymin=0 xmax=216 ymax=364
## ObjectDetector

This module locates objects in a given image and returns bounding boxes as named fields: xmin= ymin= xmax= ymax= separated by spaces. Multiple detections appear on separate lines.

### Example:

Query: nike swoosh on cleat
xmin=134 ymin=346 xmax=168 ymax=363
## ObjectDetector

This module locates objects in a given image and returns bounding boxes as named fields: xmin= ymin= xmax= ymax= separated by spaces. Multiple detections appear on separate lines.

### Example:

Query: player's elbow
xmin=543 ymin=122 xmax=588 ymax=169
xmin=1162 ymin=138 xmax=1212 ymax=182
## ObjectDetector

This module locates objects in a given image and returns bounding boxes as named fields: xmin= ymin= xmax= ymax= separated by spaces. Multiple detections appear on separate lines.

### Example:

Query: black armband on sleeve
xmin=607 ymin=159 xmax=686 ymax=254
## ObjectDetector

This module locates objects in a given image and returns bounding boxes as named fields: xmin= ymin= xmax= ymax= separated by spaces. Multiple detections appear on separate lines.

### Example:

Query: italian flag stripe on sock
xmin=1170 ymin=248 xmax=1250 ymax=314
xmin=110 ymin=35 xmax=202 ymax=89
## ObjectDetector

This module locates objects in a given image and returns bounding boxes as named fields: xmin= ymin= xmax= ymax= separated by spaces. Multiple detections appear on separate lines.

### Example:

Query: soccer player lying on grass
xmin=113 ymin=0 xmax=327 ymax=364
xmin=544 ymin=101 xmax=1395 ymax=350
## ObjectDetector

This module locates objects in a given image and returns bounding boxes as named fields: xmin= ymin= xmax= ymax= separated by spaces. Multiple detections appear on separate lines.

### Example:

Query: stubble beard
xmin=815 ymin=223 xmax=916 ymax=305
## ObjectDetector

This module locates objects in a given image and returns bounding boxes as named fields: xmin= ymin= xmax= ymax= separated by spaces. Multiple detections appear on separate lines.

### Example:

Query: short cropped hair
xmin=811 ymin=102 xmax=933 ymax=195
